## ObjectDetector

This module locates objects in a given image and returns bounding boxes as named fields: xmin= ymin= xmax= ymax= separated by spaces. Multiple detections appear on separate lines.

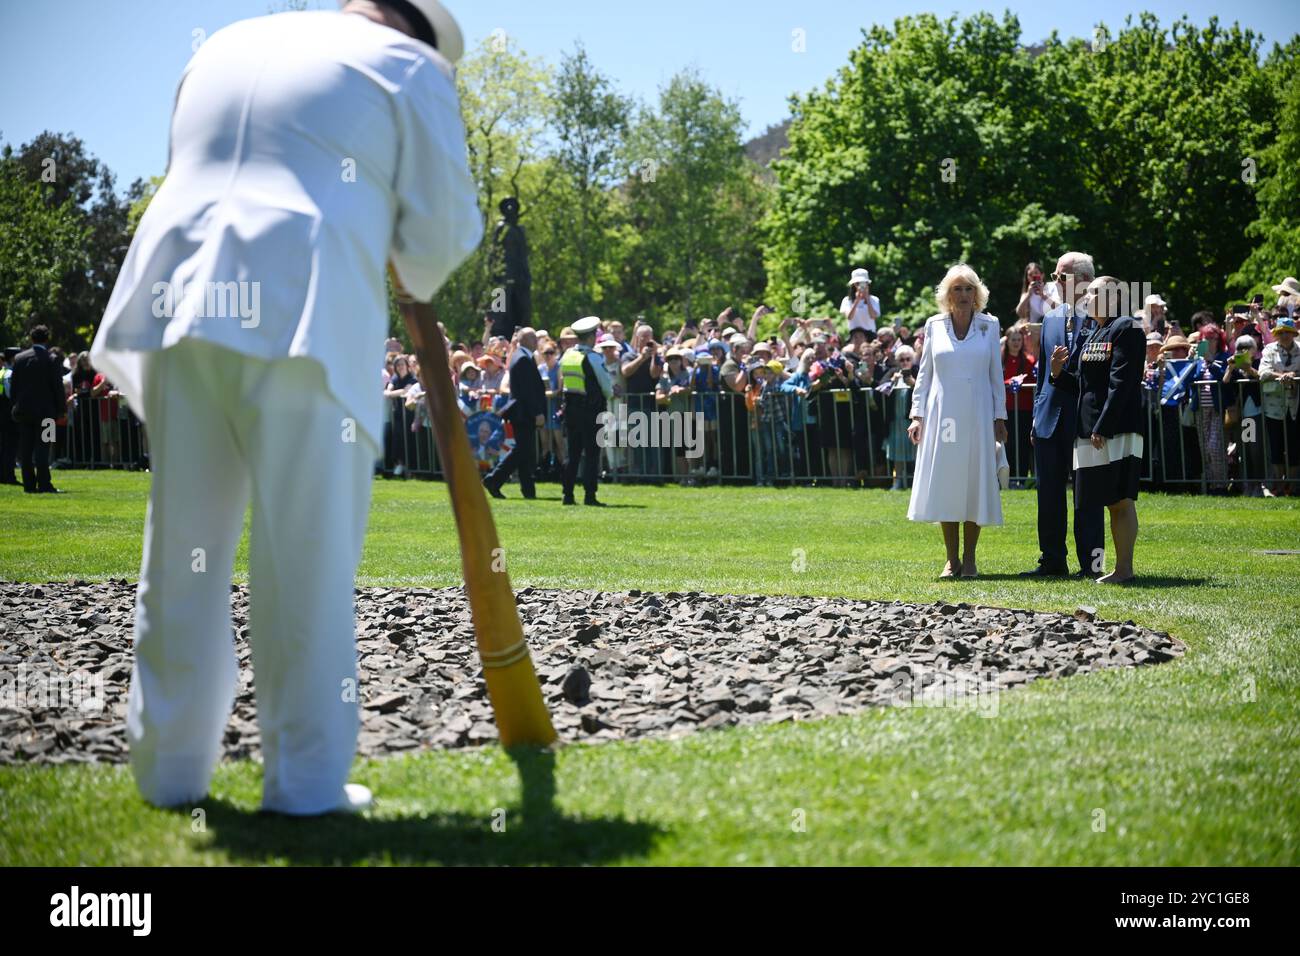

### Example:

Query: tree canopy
xmin=763 ymin=12 xmax=1294 ymax=325
xmin=2 ymin=11 xmax=1296 ymax=349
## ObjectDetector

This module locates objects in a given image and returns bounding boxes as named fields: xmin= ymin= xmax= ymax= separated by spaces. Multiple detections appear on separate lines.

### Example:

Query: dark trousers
xmin=718 ymin=393 xmax=750 ymax=478
xmin=485 ymin=416 xmax=537 ymax=496
xmin=1007 ymin=407 xmax=1033 ymax=479
xmin=17 ymin=419 xmax=54 ymax=491
xmin=1033 ymin=432 xmax=1104 ymax=573
xmin=562 ymin=407 xmax=600 ymax=498
xmin=0 ymin=415 xmax=17 ymax=481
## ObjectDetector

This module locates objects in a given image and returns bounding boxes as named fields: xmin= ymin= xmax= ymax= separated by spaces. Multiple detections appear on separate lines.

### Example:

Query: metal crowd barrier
xmin=47 ymin=379 xmax=1299 ymax=495
xmin=50 ymin=394 xmax=150 ymax=470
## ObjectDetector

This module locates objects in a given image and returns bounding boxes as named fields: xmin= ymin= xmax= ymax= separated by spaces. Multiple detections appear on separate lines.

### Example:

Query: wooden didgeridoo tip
xmin=398 ymin=295 xmax=556 ymax=748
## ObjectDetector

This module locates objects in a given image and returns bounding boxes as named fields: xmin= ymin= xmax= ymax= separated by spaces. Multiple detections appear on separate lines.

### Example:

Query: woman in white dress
xmin=907 ymin=264 xmax=1008 ymax=578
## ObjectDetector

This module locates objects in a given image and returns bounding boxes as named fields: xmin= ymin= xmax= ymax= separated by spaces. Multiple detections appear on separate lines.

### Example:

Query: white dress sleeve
xmin=909 ymin=316 xmax=937 ymax=420
xmin=987 ymin=315 xmax=1007 ymax=420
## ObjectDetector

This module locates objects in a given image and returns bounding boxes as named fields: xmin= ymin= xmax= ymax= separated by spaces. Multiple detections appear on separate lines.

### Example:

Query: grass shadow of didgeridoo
xmin=195 ymin=746 xmax=662 ymax=865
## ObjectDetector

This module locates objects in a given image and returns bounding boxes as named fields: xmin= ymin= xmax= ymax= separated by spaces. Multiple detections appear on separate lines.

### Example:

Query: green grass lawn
xmin=2 ymin=471 xmax=1298 ymax=865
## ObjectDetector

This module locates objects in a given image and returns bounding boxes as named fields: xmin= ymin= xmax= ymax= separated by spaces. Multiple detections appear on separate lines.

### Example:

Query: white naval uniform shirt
xmin=90 ymin=10 xmax=483 ymax=452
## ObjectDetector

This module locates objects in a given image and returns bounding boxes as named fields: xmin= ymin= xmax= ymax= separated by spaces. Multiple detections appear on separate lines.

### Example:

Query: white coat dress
xmin=907 ymin=312 xmax=1006 ymax=526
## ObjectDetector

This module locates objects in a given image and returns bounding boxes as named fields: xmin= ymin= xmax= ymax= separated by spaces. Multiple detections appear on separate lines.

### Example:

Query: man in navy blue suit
xmin=1022 ymin=252 xmax=1105 ymax=577
xmin=9 ymin=325 xmax=68 ymax=494
xmin=484 ymin=327 xmax=546 ymax=499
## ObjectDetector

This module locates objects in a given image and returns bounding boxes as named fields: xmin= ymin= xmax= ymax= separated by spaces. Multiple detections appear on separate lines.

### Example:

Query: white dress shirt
xmin=91 ymin=10 xmax=483 ymax=451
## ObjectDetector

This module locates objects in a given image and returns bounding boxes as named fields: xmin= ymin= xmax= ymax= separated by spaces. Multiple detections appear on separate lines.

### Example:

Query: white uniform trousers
xmin=129 ymin=338 xmax=375 ymax=814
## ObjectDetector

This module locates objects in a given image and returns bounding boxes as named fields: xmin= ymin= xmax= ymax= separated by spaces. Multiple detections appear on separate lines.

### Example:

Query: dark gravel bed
xmin=0 ymin=580 xmax=1184 ymax=764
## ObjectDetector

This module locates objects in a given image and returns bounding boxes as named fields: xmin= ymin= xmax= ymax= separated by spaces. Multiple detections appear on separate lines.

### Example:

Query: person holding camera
xmin=1015 ymin=262 xmax=1052 ymax=323
xmin=1139 ymin=294 xmax=1169 ymax=335
xmin=1223 ymin=333 xmax=1264 ymax=495
xmin=620 ymin=323 xmax=661 ymax=477
xmin=840 ymin=268 xmax=880 ymax=334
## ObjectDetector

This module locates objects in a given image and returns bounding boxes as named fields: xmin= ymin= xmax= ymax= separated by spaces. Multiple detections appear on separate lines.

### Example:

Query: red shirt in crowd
xmin=1003 ymin=351 xmax=1036 ymax=413
xmin=92 ymin=372 xmax=120 ymax=422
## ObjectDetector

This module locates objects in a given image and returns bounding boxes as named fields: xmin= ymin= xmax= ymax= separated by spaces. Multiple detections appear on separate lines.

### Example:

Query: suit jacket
xmin=504 ymin=348 xmax=545 ymax=421
xmin=1032 ymin=304 xmax=1093 ymax=440
xmin=1050 ymin=316 xmax=1147 ymax=439
xmin=9 ymin=346 xmax=66 ymax=424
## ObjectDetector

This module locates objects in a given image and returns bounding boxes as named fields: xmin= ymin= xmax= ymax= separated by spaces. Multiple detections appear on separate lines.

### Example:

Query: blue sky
xmin=2 ymin=1 xmax=1297 ymax=190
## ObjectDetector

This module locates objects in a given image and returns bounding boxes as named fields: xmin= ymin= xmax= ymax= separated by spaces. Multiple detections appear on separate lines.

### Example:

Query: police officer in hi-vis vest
xmin=560 ymin=316 xmax=614 ymax=506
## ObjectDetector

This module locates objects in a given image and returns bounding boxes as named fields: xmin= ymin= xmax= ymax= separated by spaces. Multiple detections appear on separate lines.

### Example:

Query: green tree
xmin=0 ymin=159 xmax=90 ymax=347
xmin=623 ymin=69 xmax=767 ymax=330
xmin=762 ymin=12 xmax=1283 ymax=325
xmin=127 ymin=175 xmax=165 ymax=232
xmin=1231 ymin=43 xmax=1300 ymax=299
xmin=434 ymin=36 xmax=553 ymax=340
xmin=763 ymin=13 xmax=1076 ymax=325
xmin=544 ymin=43 xmax=633 ymax=323
xmin=1 ymin=131 xmax=145 ymax=348
xmin=1076 ymin=15 xmax=1278 ymax=314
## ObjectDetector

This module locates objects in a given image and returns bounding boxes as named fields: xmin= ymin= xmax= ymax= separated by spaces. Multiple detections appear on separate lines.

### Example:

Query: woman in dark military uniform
xmin=1048 ymin=277 xmax=1147 ymax=584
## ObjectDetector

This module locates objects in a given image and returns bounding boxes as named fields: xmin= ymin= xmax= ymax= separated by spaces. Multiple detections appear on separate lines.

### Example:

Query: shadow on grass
xmin=944 ymin=573 xmax=1212 ymax=587
xmin=194 ymin=747 xmax=662 ymax=865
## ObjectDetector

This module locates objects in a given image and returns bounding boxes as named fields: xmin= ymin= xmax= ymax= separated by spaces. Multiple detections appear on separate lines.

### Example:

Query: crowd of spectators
xmin=6 ymin=269 xmax=1297 ymax=496
xmin=370 ymin=268 xmax=1300 ymax=496
xmin=0 ymin=338 xmax=148 ymax=478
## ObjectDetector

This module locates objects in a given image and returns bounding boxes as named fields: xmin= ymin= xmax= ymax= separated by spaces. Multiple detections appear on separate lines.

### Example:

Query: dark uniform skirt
xmin=1073 ymin=432 xmax=1143 ymax=510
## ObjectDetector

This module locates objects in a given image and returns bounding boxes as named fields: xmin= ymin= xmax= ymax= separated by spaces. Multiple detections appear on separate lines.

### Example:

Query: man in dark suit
xmin=1022 ymin=253 xmax=1104 ymax=576
xmin=484 ymin=327 xmax=546 ymax=499
xmin=0 ymin=346 xmax=20 ymax=484
xmin=9 ymin=325 xmax=68 ymax=494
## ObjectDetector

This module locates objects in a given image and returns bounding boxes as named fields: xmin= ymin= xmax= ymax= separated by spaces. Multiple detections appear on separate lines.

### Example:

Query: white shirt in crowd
xmin=1260 ymin=339 xmax=1300 ymax=419
xmin=1025 ymin=290 xmax=1048 ymax=322
xmin=839 ymin=294 xmax=880 ymax=333
xmin=91 ymin=10 xmax=483 ymax=452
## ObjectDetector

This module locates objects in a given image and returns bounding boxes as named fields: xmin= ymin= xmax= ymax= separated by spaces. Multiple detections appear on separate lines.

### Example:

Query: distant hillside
xmin=744 ymin=120 xmax=790 ymax=179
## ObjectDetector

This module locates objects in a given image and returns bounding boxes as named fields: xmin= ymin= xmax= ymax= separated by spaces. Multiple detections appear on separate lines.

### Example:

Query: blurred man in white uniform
xmin=91 ymin=0 xmax=482 ymax=814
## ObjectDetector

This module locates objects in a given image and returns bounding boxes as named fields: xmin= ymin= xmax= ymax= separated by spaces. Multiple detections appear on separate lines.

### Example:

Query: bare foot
xmin=940 ymin=561 xmax=959 ymax=578
xmin=960 ymin=562 xmax=978 ymax=578
xmin=1096 ymin=571 xmax=1134 ymax=585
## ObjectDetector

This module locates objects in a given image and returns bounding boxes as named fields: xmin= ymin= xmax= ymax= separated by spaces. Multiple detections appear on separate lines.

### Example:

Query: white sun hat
xmin=341 ymin=0 xmax=466 ymax=64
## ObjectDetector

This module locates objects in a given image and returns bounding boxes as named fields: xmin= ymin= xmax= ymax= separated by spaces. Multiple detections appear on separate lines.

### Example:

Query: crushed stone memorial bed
xmin=0 ymin=580 xmax=1184 ymax=764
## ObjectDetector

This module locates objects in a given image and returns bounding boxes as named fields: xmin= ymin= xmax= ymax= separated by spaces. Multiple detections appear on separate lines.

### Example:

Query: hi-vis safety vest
xmin=560 ymin=347 xmax=589 ymax=394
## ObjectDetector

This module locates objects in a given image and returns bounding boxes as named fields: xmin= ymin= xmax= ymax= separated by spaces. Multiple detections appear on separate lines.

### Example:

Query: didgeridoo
xmin=393 ymin=277 xmax=556 ymax=748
